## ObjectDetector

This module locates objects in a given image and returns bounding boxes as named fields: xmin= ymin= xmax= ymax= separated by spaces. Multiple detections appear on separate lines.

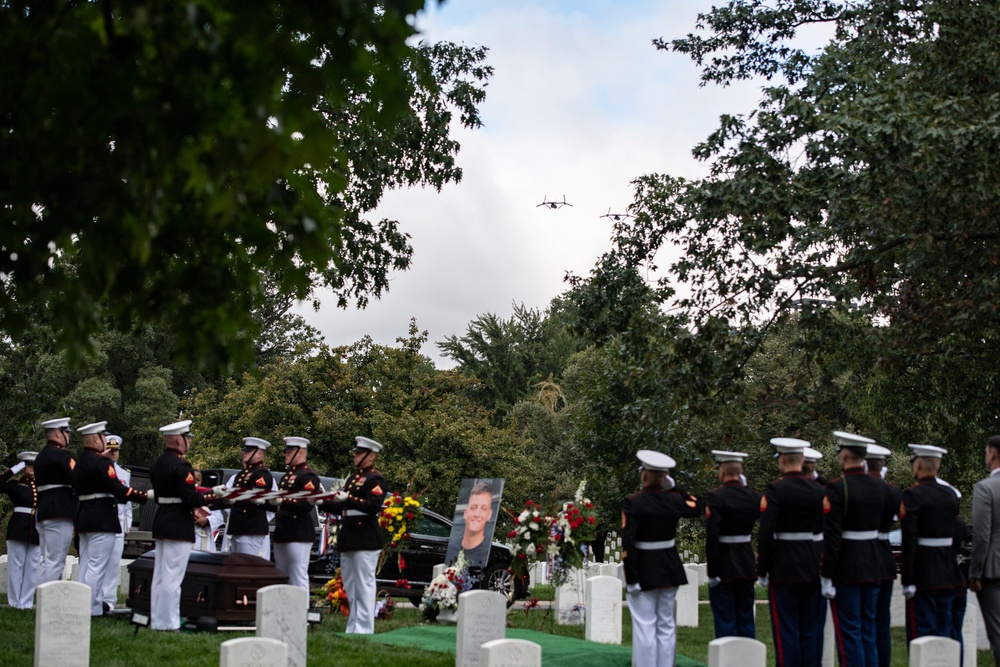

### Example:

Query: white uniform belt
xmin=344 ymin=509 xmax=371 ymax=517
xmin=718 ymin=535 xmax=752 ymax=544
xmin=13 ymin=507 xmax=33 ymax=514
xmin=877 ymin=532 xmax=889 ymax=540
xmin=842 ymin=530 xmax=878 ymax=540
xmin=775 ymin=532 xmax=823 ymax=542
xmin=78 ymin=492 xmax=114 ymax=501
xmin=917 ymin=537 xmax=953 ymax=547
xmin=634 ymin=539 xmax=675 ymax=550
xmin=157 ymin=497 xmax=183 ymax=505
xmin=36 ymin=483 xmax=71 ymax=492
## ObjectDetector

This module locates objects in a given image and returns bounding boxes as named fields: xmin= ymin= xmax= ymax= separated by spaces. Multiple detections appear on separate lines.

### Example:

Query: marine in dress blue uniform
xmin=34 ymin=417 xmax=78 ymax=586
xmin=149 ymin=419 xmax=216 ymax=630
xmin=0 ymin=451 xmax=40 ymax=609
xmin=802 ymin=444 xmax=830 ymax=667
xmin=622 ymin=449 xmax=701 ymax=667
xmin=822 ymin=431 xmax=886 ymax=667
xmin=271 ymin=436 xmax=322 ymax=597
xmin=320 ymin=436 xmax=388 ymax=634
xmin=865 ymin=443 xmax=901 ymax=667
xmin=705 ymin=449 xmax=760 ymax=639
xmin=223 ymin=437 xmax=276 ymax=558
xmin=900 ymin=444 xmax=964 ymax=643
xmin=757 ymin=437 xmax=825 ymax=667
xmin=73 ymin=421 xmax=148 ymax=616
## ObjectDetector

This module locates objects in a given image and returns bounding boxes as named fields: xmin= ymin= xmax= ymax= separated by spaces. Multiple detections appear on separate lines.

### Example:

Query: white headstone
xmin=708 ymin=637 xmax=767 ymax=667
xmin=433 ymin=563 xmax=446 ymax=580
xmin=585 ymin=562 xmax=603 ymax=578
xmin=528 ymin=562 xmax=549 ymax=588
xmin=615 ymin=562 xmax=626 ymax=587
xmin=553 ymin=568 xmax=587 ymax=625
xmin=256 ymin=584 xmax=307 ymax=667
xmin=479 ymin=638 xmax=541 ymax=667
xmin=456 ymin=590 xmax=507 ymax=667
xmin=688 ymin=562 xmax=708 ymax=586
xmin=908 ymin=636 xmax=960 ymax=667
xmin=598 ymin=563 xmax=619 ymax=580
xmin=118 ymin=560 xmax=133 ymax=601
xmin=961 ymin=594 xmax=977 ymax=667
xmin=219 ymin=637 xmax=287 ymax=667
xmin=890 ymin=576 xmax=906 ymax=627
xmin=585 ymin=576 xmax=622 ymax=644
xmin=675 ymin=565 xmax=699 ymax=627
xmin=34 ymin=581 xmax=91 ymax=667
xmin=62 ymin=556 xmax=76 ymax=581
xmin=0 ymin=554 xmax=7 ymax=595
xmin=969 ymin=592 xmax=991 ymax=650
xmin=821 ymin=600 xmax=834 ymax=667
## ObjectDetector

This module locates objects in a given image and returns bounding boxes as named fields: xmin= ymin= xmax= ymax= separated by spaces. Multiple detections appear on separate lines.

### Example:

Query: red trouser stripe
xmin=769 ymin=584 xmax=785 ymax=666
xmin=831 ymin=598 xmax=846 ymax=664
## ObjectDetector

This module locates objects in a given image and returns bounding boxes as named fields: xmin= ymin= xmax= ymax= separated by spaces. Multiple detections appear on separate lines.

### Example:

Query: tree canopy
xmin=641 ymin=0 xmax=1000 ymax=368
xmin=568 ymin=0 xmax=1000 ymax=466
xmin=0 ymin=1 xmax=491 ymax=370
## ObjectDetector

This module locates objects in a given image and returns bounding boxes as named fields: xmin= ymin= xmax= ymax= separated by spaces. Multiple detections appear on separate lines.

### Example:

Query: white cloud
xmin=298 ymin=0 xmax=765 ymax=366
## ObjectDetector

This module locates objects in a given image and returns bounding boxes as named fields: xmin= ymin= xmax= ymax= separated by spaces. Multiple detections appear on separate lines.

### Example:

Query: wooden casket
xmin=127 ymin=550 xmax=289 ymax=623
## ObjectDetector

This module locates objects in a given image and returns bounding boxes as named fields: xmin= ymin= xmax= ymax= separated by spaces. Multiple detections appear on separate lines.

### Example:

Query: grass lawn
xmin=3 ymin=600 xmax=995 ymax=666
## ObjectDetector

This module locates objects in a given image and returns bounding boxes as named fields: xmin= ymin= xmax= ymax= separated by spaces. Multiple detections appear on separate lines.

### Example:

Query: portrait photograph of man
xmin=445 ymin=478 xmax=505 ymax=569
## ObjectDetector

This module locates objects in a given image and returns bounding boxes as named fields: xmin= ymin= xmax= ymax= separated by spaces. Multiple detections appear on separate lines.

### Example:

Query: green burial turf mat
xmin=359 ymin=625 xmax=706 ymax=667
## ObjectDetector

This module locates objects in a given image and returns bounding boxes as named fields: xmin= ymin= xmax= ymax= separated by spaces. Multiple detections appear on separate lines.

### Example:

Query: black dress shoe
xmin=103 ymin=602 xmax=115 ymax=615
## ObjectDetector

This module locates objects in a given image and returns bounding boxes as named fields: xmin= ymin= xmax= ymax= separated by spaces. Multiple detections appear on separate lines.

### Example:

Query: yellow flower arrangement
xmin=322 ymin=568 xmax=349 ymax=616
xmin=379 ymin=492 xmax=423 ymax=548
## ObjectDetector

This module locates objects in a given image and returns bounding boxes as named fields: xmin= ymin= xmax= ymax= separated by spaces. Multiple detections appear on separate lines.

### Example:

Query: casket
xmin=127 ymin=550 xmax=289 ymax=623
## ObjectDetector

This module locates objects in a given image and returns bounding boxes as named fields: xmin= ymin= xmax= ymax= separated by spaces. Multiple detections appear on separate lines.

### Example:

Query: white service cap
xmin=283 ymin=436 xmax=310 ymax=449
xmin=711 ymin=450 xmax=748 ymax=464
xmin=41 ymin=417 xmax=70 ymax=430
xmin=908 ymin=443 xmax=947 ymax=459
xmin=803 ymin=447 xmax=824 ymax=461
xmin=637 ymin=449 xmax=676 ymax=471
xmin=159 ymin=420 xmax=193 ymax=436
xmin=865 ymin=444 xmax=892 ymax=459
xmin=833 ymin=431 xmax=875 ymax=451
xmin=77 ymin=421 xmax=108 ymax=436
xmin=242 ymin=437 xmax=271 ymax=450
xmin=770 ymin=437 xmax=810 ymax=455
xmin=354 ymin=436 xmax=383 ymax=453
xmin=105 ymin=435 xmax=122 ymax=448
xmin=17 ymin=451 xmax=38 ymax=463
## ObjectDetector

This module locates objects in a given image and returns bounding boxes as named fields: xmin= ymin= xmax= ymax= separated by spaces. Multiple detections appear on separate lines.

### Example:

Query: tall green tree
xmin=437 ymin=300 xmax=583 ymax=419
xmin=575 ymin=0 xmax=1000 ymax=470
xmin=0 ymin=2 xmax=491 ymax=370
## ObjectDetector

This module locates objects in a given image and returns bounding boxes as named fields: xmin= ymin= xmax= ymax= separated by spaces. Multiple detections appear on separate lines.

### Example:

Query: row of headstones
xmin=0 ymin=555 xmax=132 ymax=602
xmin=706 ymin=635 xmax=962 ymax=667
xmin=533 ymin=560 xmax=983 ymax=667
xmin=31 ymin=579 xmax=307 ymax=667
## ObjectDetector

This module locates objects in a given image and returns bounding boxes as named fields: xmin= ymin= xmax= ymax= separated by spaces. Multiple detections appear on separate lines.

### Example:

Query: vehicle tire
xmin=483 ymin=563 xmax=515 ymax=607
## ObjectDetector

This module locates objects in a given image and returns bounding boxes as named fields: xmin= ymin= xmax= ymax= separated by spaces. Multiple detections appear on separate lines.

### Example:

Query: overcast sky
xmin=296 ymin=0 xmax=766 ymax=367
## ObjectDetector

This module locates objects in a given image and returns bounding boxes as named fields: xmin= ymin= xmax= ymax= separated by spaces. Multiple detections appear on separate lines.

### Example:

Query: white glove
xmin=821 ymin=577 xmax=836 ymax=599
xmin=11 ymin=462 xmax=26 ymax=474
xmin=757 ymin=575 xmax=769 ymax=588
xmin=332 ymin=490 xmax=348 ymax=503
xmin=212 ymin=485 xmax=227 ymax=497
xmin=707 ymin=577 xmax=721 ymax=588
xmin=903 ymin=585 xmax=917 ymax=599
xmin=145 ymin=489 xmax=155 ymax=502
xmin=268 ymin=497 xmax=283 ymax=506
xmin=252 ymin=498 xmax=267 ymax=505
xmin=664 ymin=476 xmax=676 ymax=491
